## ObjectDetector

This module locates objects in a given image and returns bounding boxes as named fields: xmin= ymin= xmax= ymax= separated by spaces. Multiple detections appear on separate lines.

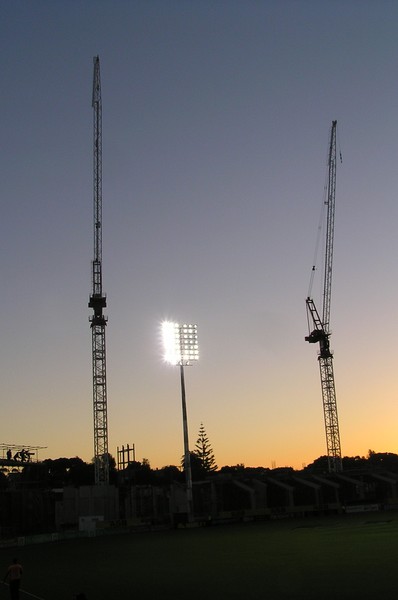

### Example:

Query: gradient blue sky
xmin=1 ymin=1 xmax=398 ymax=469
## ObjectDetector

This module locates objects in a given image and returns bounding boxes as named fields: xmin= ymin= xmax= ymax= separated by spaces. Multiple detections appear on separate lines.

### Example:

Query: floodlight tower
xmin=89 ymin=56 xmax=109 ymax=485
xmin=306 ymin=120 xmax=342 ymax=473
xmin=162 ymin=322 xmax=199 ymax=521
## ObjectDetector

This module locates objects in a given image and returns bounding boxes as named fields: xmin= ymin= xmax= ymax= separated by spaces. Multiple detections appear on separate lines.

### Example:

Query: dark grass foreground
xmin=0 ymin=513 xmax=397 ymax=600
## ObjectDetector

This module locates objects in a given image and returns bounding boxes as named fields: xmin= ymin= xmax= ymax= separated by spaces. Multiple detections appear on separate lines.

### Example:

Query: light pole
xmin=162 ymin=321 xmax=199 ymax=521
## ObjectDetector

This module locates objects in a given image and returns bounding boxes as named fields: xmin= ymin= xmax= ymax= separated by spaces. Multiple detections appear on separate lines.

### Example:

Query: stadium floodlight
xmin=162 ymin=322 xmax=199 ymax=366
xmin=161 ymin=321 xmax=199 ymax=522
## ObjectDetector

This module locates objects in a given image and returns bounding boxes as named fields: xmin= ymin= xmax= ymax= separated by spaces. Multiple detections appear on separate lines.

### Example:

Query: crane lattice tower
xmin=88 ymin=56 xmax=109 ymax=485
xmin=305 ymin=120 xmax=342 ymax=473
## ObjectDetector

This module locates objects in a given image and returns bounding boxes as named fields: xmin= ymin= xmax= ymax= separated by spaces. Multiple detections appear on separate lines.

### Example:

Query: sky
xmin=1 ymin=0 xmax=398 ymax=470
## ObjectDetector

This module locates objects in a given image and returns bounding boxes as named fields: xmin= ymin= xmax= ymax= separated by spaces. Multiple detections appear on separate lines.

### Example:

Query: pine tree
xmin=194 ymin=422 xmax=218 ymax=472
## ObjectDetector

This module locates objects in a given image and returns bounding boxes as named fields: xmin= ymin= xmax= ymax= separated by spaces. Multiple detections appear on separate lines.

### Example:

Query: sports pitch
xmin=0 ymin=513 xmax=397 ymax=600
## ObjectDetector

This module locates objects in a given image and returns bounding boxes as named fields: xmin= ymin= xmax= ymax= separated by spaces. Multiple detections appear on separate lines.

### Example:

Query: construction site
xmin=0 ymin=57 xmax=395 ymax=542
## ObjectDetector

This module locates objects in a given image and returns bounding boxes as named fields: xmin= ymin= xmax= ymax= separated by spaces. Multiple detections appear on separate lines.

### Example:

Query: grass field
xmin=0 ymin=513 xmax=397 ymax=600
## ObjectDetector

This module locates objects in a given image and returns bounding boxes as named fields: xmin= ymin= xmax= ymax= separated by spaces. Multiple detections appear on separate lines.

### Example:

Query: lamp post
xmin=162 ymin=321 xmax=199 ymax=522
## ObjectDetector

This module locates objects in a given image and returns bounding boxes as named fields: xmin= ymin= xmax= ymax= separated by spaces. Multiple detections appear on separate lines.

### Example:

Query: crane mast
xmin=305 ymin=120 xmax=342 ymax=473
xmin=88 ymin=56 xmax=109 ymax=485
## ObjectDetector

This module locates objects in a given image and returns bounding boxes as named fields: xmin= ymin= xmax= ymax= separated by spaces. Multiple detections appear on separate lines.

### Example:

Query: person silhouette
xmin=3 ymin=558 xmax=23 ymax=600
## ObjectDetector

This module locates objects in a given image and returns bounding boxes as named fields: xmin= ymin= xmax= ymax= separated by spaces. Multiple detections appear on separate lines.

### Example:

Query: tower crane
xmin=88 ymin=56 xmax=109 ymax=485
xmin=305 ymin=120 xmax=342 ymax=473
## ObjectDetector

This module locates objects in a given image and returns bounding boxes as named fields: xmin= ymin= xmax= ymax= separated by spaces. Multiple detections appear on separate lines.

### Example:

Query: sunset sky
xmin=1 ymin=1 xmax=398 ymax=470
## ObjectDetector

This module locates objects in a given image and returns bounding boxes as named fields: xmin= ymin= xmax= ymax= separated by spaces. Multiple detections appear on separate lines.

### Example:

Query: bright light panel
xmin=162 ymin=321 xmax=199 ymax=365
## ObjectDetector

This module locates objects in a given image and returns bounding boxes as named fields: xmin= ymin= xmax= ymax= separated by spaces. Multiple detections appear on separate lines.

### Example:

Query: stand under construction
xmin=89 ymin=56 xmax=109 ymax=485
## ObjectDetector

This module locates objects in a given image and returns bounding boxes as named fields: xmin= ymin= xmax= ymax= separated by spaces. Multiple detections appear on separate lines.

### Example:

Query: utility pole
xmin=306 ymin=120 xmax=342 ymax=473
xmin=89 ymin=56 xmax=109 ymax=485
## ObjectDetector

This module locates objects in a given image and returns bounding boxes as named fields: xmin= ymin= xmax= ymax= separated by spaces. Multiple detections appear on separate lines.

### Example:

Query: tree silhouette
xmin=194 ymin=422 xmax=218 ymax=473
xmin=181 ymin=451 xmax=207 ymax=480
